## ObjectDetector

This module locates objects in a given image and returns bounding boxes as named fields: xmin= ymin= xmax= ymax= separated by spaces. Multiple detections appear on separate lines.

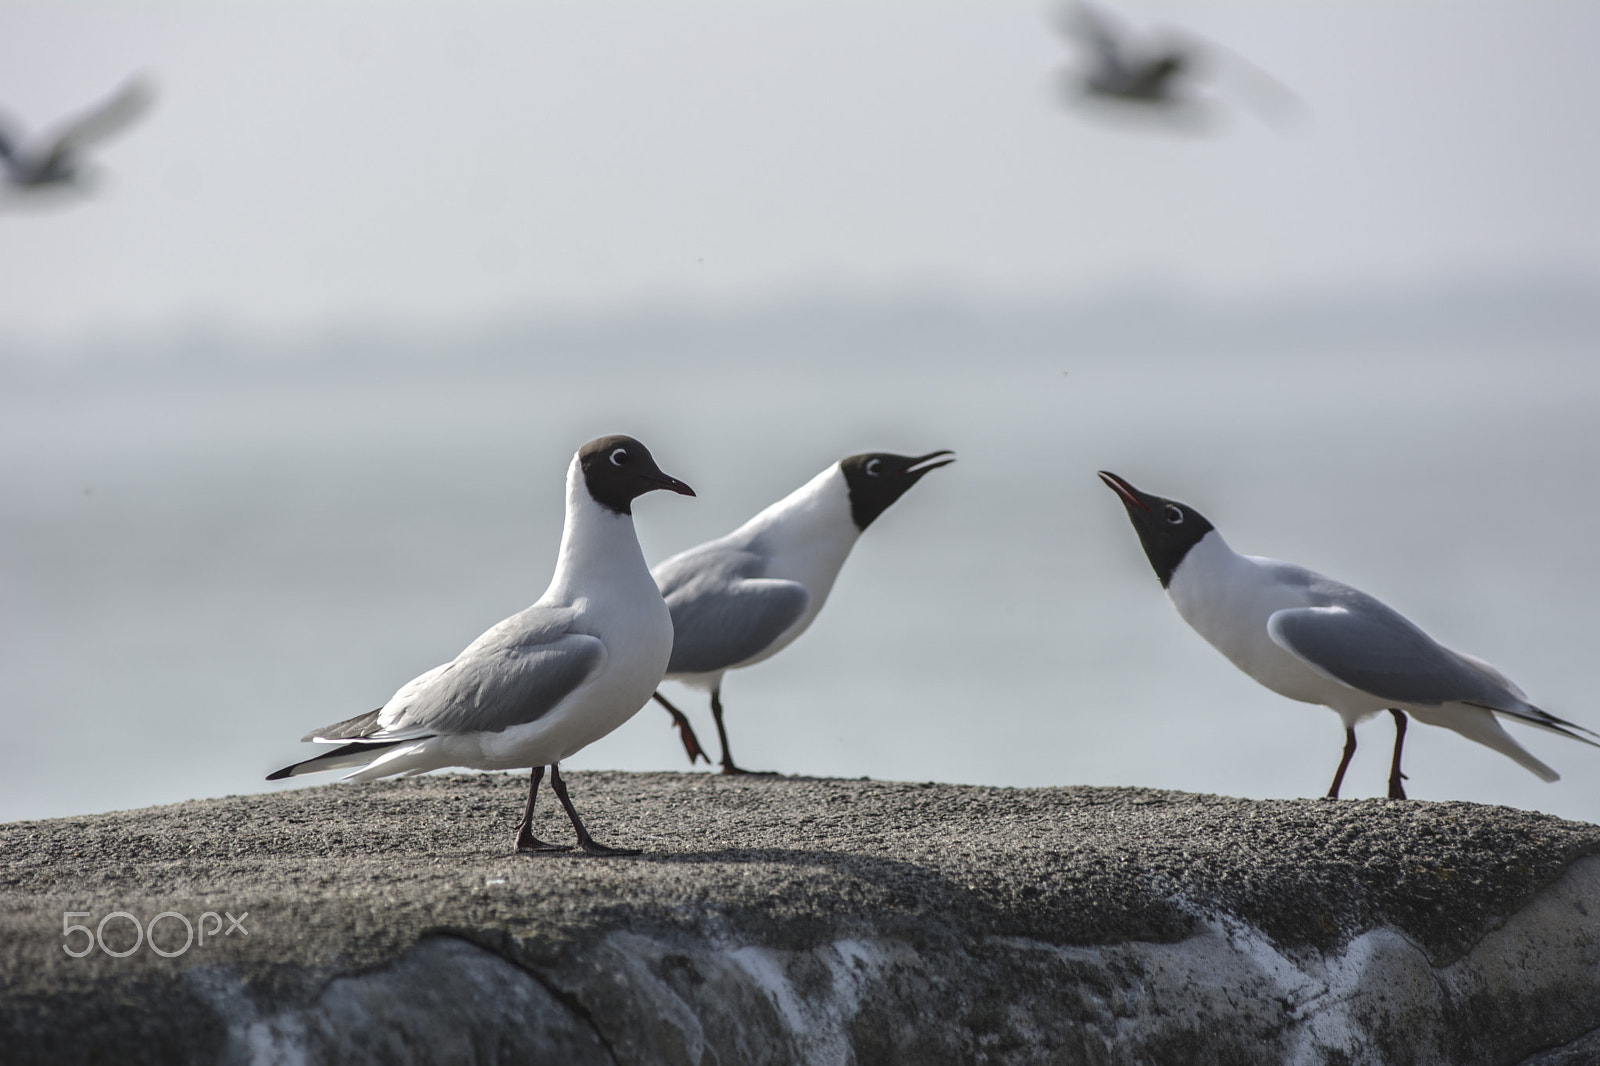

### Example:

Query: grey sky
xmin=2 ymin=1 xmax=1598 ymax=337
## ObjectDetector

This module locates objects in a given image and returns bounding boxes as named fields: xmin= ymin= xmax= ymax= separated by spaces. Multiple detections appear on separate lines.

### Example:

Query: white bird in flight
xmin=0 ymin=77 xmax=154 ymax=193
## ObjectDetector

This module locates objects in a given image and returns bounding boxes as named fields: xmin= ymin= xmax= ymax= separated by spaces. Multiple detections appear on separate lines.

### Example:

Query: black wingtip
xmin=265 ymin=738 xmax=414 ymax=783
xmin=1519 ymin=703 xmax=1600 ymax=742
xmin=1477 ymin=702 xmax=1600 ymax=751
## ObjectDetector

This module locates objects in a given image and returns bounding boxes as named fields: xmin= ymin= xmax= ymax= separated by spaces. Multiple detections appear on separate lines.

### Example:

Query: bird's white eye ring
xmin=610 ymin=448 xmax=628 ymax=467
xmin=1164 ymin=504 xmax=1184 ymax=524
xmin=865 ymin=458 xmax=882 ymax=477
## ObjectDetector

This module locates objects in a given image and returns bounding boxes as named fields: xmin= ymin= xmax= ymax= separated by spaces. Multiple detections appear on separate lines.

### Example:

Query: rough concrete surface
xmin=2 ymin=771 xmax=1599 ymax=1065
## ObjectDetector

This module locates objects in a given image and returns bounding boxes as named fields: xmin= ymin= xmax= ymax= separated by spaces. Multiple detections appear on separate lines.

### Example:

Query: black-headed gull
xmin=650 ymin=450 xmax=954 ymax=774
xmin=1099 ymin=471 xmax=1596 ymax=799
xmin=269 ymin=435 xmax=694 ymax=855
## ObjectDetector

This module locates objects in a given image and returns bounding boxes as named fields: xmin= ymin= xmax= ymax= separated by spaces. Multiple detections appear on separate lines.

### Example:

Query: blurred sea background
xmin=2 ymin=3 xmax=1598 ymax=826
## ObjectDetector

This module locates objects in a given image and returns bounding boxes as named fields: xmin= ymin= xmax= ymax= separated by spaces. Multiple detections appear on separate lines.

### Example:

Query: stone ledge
xmin=3 ymin=772 xmax=1598 ymax=1064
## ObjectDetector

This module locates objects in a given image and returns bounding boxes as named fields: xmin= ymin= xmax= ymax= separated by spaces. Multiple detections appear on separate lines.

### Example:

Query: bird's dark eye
xmin=1164 ymin=504 xmax=1184 ymax=525
xmin=864 ymin=459 xmax=882 ymax=477
xmin=609 ymin=448 xmax=629 ymax=467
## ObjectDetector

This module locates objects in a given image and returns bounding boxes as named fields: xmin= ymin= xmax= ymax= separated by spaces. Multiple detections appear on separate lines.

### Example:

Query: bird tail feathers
xmin=339 ymin=741 xmax=436 ymax=782
xmin=1416 ymin=703 xmax=1561 ymax=782
xmin=265 ymin=739 xmax=405 ymax=781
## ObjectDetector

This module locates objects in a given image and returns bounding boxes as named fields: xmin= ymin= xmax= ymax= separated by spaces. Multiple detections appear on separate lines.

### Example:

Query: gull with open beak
xmin=651 ymin=450 xmax=955 ymax=774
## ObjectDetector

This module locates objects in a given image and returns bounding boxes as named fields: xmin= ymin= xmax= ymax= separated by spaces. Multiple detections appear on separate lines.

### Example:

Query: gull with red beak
xmin=269 ymin=435 xmax=694 ymax=855
xmin=651 ymin=450 xmax=955 ymax=774
xmin=1098 ymin=471 xmax=1596 ymax=799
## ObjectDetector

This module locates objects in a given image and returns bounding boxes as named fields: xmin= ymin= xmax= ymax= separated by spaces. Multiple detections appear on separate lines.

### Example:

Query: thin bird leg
xmin=1386 ymin=709 xmax=1409 ymax=801
xmin=652 ymin=690 xmax=709 ymax=765
xmin=514 ymin=765 xmax=573 ymax=853
xmin=548 ymin=763 xmax=640 ymax=857
xmin=1326 ymin=726 xmax=1357 ymax=799
xmin=711 ymin=685 xmax=776 ymax=776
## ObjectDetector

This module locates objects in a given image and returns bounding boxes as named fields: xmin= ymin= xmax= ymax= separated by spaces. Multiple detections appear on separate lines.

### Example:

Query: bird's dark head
xmin=839 ymin=450 xmax=955 ymax=531
xmin=1098 ymin=471 xmax=1214 ymax=587
xmin=579 ymin=435 xmax=695 ymax=515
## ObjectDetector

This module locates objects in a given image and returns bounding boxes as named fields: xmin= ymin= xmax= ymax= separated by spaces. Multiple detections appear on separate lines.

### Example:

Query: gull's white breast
xmin=1166 ymin=532 xmax=1379 ymax=717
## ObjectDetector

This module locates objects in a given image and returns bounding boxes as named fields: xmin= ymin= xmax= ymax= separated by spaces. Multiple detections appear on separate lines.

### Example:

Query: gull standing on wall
xmin=1099 ymin=471 xmax=1596 ymax=798
xmin=269 ymin=436 xmax=695 ymax=855
xmin=650 ymin=450 xmax=954 ymax=774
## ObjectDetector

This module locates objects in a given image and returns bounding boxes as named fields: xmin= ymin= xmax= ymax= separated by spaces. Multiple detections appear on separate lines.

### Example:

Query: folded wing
xmin=656 ymin=546 xmax=809 ymax=675
xmin=1267 ymin=603 xmax=1518 ymax=708
xmin=302 ymin=607 xmax=608 ymax=743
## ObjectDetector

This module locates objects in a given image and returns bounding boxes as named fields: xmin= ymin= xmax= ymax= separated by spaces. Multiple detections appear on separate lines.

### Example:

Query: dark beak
xmin=1097 ymin=470 xmax=1153 ymax=513
xmin=644 ymin=471 xmax=696 ymax=497
xmin=901 ymin=450 xmax=956 ymax=479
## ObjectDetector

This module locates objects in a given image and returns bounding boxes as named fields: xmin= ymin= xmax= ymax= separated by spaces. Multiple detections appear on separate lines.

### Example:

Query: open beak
xmin=902 ymin=450 xmax=956 ymax=479
xmin=1097 ymin=471 xmax=1153 ymax=513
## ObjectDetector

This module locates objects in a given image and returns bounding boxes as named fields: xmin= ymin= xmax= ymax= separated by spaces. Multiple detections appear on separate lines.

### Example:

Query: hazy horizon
xmin=4 ymin=269 xmax=1597 ymax=367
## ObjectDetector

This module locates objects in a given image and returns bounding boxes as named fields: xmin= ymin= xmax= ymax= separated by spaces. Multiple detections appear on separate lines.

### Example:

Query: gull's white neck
xmin=719 ymin=463 xmax=861 ymax=621
xmin=734 ymin=463 xmax=858 ymax=554
xmin=1167 ymin=530 xmax=1245 ymax=612
xmin=1167 ymin=528 xmax=1310 ymax=665
xmin=542 ymin=453 xmax=653 ymax=605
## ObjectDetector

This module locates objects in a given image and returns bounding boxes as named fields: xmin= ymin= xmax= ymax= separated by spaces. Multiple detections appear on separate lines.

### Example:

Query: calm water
xmin=3 ymin=299 xmax=1598 ymax=825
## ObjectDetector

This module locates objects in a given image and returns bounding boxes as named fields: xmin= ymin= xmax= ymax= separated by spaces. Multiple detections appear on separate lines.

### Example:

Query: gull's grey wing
xmin=42 ymin=78 xmax=153 ymax=156
xmin=370 ymin=607 xmax=606 ymax=738
xmin=297 ymin=662 xmax=453 ymax=742
xmin=1267 ymin=603 xmax=1517 ymax=709
xmin=1065 ymin=2 xmax=1123 ymax=59
xmin=302 ymin=707 xmax=384 ymax=743
xmin=654 ymin=545 xmax=809 ymax=675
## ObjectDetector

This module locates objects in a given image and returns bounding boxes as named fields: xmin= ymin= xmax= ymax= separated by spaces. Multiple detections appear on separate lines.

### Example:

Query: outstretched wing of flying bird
xmin=32 ymin=77 xmax=155 ymax=174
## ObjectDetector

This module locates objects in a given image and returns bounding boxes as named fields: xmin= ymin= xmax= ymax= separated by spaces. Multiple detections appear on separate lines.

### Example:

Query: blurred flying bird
xmin=1063 ymin=2 xmax=1197 ymax=107
xmin=1100 ymin=472 xmax=1597 ymax=799
xmin=651 ymin=450 xmax=954 ymax=774
xmin=1055 ymin=4 xmax=1302 ymax=131
xmin=0 ymin=76 xmax=154 ymax=192
xmin=268 ymin=436 xmax=695 ymax=855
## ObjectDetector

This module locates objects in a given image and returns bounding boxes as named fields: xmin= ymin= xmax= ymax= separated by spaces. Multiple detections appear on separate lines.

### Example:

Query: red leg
xmin=1386 ymin=709 xmax=1409 ymax=800
xmin=1326 ymin=726 xmax=1357 ymax=799
xmin=653 ymin=690 xmax=709 ymax=765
